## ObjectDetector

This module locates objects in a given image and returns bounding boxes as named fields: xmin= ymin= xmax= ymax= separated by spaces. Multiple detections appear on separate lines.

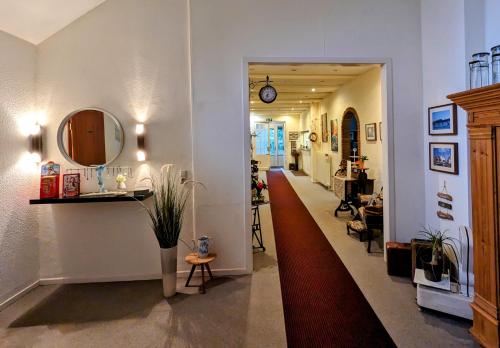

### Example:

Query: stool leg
xmin=206 ymin=263 xmax=214 ymax=280
xmin=185 ymin=264 xmax=196 ymax=287
xmin=200 ymin=264 xmax=206 ymax=294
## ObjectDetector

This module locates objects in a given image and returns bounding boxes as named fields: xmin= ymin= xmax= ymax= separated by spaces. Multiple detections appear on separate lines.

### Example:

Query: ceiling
xmin=249 ymin=63 xmax=380 ymax=117
xmin=0 ymin=0 xmax=107 ymax=44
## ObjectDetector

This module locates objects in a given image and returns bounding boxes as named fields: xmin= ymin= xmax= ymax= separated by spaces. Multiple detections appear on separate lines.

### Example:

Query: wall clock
xmin=259 ymin=76 xmax=277 ymax=104
xmin=309 ymin=132 xmax=318 ymax=142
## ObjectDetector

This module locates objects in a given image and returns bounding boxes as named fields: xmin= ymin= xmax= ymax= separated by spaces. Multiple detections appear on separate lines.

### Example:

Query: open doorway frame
xmin=243 ymin=57 xmax=395 ymax=273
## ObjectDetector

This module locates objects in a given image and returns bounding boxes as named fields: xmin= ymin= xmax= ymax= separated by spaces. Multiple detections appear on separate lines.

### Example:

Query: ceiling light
xmin=311 ymin=88 xmax=316 ymax=92
xmin=299 ymin=100 xmax=303 ymax=104
xmin=251 ymin=101 xmax=255 ymax=104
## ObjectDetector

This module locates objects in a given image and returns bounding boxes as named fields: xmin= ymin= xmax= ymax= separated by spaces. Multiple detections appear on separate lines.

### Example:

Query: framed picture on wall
xmin=321 ymin=113 xmax=328 ymax=142
xmin=63 ymin=173 xmax=80 ymax=197
xmin=331 ymin=119 xmax=338 ymax=152
xmin=429 ymin=142 xmax=458 ymax=175
xmin=428 ymin=103 xmax=457 ymax=135
xmin=365 ymin=123 xmax=377 ymax=141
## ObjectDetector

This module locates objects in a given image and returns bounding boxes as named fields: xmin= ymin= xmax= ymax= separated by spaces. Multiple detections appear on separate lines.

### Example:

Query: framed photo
xmin=331 ymin=119 xmax=338 ymax=152
xmin=321 ymin=113 xmax=328 ymax=142
xmin=63 ymin=173 xmax=81 ymax=197
xmin=429 ymin=143 xmax=458 ymax=175
xmin=428 ymin=103 xmax=457 ymax=135
xmin=365 ymin=123 xmax=377 ymax=141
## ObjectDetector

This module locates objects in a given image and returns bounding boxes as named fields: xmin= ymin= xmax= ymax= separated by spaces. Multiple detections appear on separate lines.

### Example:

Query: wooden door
xmin=468 ymin=126 xmax=499 ymax=347
xmin=68 ymin=110 xmax=106 ymax=166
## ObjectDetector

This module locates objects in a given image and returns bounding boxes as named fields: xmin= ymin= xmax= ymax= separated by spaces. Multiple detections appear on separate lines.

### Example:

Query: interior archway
xmin=341 ymin=108 xmax=361 ymax=162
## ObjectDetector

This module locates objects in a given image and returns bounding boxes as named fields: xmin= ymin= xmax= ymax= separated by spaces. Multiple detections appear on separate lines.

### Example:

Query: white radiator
xmin=314 ymin=152 xmax=331 ymax=188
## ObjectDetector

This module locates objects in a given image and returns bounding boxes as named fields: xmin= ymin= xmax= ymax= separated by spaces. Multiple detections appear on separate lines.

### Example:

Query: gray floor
xmin=0 ymin=170 xmax=476 ymax=347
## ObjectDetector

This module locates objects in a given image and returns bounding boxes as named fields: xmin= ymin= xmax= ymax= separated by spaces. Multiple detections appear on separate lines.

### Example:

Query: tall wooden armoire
xmin=448 ymin=84 xmax=500 ymax=348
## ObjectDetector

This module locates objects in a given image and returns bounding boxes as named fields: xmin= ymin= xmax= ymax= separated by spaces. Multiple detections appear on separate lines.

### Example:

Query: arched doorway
xmin=341 ymin=108 xmax=361 ymax=162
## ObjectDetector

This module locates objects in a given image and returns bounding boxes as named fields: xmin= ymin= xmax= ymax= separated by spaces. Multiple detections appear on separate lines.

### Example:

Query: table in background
xmin=333 ymin=176 xmax=374 ymax=216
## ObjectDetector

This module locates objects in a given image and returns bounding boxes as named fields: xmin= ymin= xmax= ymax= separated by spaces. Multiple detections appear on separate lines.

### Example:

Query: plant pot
xmin=160 ymin=246 xmax=177 ymax=297
xmin=421 ymin=255 xmax=443 ymax=282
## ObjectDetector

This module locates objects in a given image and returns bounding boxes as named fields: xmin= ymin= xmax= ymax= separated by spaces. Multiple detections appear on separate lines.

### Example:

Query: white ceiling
xmin=0 ymin=0 xmax=107 ymax=45
xmin=249 ymin=63 xmax=380 ymax=117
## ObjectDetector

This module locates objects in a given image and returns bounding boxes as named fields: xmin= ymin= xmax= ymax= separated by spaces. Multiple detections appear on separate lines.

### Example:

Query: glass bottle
xmin=493 ymin=54 xmax=500 ymax=84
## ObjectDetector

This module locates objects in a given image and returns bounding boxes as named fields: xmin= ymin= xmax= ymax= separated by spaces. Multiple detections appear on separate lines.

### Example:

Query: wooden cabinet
xmin=448 ymin=84 xmax=500 ymax=348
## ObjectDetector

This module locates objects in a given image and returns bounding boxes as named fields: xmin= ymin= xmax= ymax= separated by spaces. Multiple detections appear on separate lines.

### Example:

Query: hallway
xmin=257 ymin=170 xmax=475 ymax=347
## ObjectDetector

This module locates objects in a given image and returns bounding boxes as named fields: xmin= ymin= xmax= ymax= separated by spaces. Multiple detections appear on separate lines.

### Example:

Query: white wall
xmin=317 ymin=68 xmax=383 ymax=191
xmin=421 ymin=0 xmax=470 ymax=240
xmin=190 ymin=0 xmax=424 ymax=251
xmin=36 ymin=0 xmax=194 ymax=282
xmin=0 ymin=31 xmax=39 ymax=304
xmin=485 ymin=0 xmax=500 ymax=51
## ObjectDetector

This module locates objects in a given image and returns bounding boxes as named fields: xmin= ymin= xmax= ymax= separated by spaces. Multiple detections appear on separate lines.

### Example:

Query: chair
xmin=346 ymin=205 xmax=383 ymax=252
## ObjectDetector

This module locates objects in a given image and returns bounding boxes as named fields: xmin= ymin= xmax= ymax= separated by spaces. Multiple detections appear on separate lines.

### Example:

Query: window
xmin=255 ymin=123 xmax=268 ymax=155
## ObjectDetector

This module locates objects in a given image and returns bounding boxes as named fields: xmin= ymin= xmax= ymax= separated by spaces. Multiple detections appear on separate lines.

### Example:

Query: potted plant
xmin=357 ymin=155 xmax=369 ymax=169
xmin=419 ymin=227 xmax=457 ymax=282
xmin=136 ymin=165 xmax=195 ymax=298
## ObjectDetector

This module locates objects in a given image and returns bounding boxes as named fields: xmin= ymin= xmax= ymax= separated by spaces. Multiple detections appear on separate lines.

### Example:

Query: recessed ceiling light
xmin=251 ymin=101 xmax=255 ymax=104
xmin=292 ymin=107 xmax=295 ymax=111
xmin=311 ymin=88 xmax=316 ymax=92
xmin=299 ymin=100 xmax=303 ymax=104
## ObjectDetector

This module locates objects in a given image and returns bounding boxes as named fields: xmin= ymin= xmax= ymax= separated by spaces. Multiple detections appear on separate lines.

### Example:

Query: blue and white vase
xmin=197 ymin=236 xmax=210 ymax=258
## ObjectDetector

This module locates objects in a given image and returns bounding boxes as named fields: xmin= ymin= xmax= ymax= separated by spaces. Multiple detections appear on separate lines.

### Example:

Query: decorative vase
xmin=160 ymin=246 xmax=177 ymax=297
xmin=197 ymin=236 xmax=210 ymax=258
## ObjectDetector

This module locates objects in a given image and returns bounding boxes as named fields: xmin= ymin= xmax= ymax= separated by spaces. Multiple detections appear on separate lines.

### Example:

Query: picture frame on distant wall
xmin=429 ymin=142 xmax=459 ymax=175
xmin=321 ymin=113 xmax=328 ymax=142
xmin=428 ymin=103 xmax=457 ymax=135
xmin=331 ymin=119 xmax=338 ymax=152
xmin=365 ymin=123 xmax=377 ymax=141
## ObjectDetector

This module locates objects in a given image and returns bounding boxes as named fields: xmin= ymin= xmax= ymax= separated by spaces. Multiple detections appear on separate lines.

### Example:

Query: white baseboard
xmin=0 ymin=280 xmax=39 ymax=311
xmin=39 ymin=268 xmax=249 ymax=285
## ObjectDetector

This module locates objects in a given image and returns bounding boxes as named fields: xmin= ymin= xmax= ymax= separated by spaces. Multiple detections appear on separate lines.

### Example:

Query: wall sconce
xmin=29 ymin=123 xmax=43 ymax=163
xmin=136 ymin=123 xmax=146 ymax=161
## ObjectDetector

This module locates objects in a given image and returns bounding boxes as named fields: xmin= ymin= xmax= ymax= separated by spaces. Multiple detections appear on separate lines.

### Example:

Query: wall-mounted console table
xmin=30 ymin=191 xmax=153 ymax=205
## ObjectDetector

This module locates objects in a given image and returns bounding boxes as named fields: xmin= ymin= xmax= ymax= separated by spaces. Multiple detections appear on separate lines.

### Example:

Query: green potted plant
xmin=419 ymin=227 xmax=457 ymax=282
xmin=136 ymin=165 xmax=196 ymax=297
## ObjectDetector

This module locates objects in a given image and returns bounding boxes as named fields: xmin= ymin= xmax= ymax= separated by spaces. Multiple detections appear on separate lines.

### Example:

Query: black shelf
xmin=29 ymin=191 xmax=153 ymax=205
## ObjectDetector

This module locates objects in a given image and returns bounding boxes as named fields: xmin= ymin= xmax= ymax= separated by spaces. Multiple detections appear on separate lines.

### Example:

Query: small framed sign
xmin=63 ymin=173 xmax=80 ymax=197
xmin=428 ymin=103 xmax=457 ymax=135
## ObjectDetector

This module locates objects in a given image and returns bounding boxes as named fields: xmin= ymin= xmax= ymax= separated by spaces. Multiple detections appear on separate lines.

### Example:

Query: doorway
xmin=252 ymin=121 xmax=286 ymax=169
xmin=269 ymin=122 xmax=285 ymax=167
xmin=244 ymin=58 xmax=395 ymax=273
xmin=341 ymin=108 xmax=361 ymax=162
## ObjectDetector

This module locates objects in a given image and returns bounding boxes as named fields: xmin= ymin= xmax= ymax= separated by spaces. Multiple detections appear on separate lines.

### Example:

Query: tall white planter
xmin=160 ymin=246 xmax=177 ymax=297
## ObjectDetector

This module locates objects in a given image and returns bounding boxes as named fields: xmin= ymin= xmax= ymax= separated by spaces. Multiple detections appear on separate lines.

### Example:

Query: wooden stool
xmin=184 ymin=253 xmax=217 ymax=294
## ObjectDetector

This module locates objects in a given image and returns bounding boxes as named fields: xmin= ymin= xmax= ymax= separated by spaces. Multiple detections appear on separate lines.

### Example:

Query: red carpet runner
xmin=266 ymin=170 xmax=396 ymax=348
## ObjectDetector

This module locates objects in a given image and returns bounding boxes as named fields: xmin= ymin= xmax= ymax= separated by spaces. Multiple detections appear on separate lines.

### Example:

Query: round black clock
xmin=259 ymin=76 xmax=277 ymax=104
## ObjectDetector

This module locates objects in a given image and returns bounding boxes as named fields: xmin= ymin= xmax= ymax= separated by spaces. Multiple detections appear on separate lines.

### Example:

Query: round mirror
xmin=57 ymin=108 xmax=124 ymax=167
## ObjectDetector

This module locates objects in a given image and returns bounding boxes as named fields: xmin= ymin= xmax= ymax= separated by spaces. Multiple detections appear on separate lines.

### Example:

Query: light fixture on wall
xmin=29 ymin=123 xmax=43 ymax=163
xmin=136 ymin=123 xmax=146 ymax=161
